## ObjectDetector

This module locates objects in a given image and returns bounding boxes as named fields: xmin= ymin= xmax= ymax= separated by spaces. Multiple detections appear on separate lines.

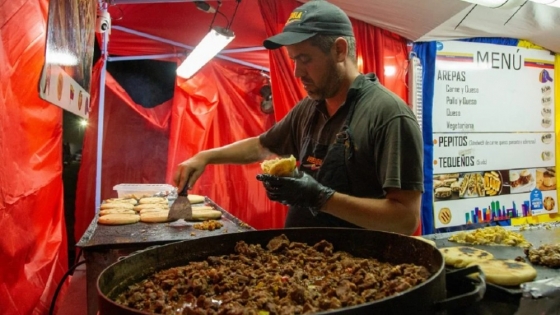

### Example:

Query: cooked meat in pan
xmin=115 ymin=235 xmax=432 ymax=314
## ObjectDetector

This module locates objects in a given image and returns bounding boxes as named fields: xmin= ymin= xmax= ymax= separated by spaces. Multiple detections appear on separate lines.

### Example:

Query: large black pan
xmin=97 ymin=228 xmax=484 ymax=315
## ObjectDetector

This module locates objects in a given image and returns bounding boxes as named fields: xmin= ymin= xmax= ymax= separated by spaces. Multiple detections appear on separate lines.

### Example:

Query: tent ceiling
xmin=311 ymin=0 xmax=560 ymax=53
xmin=421 ymin=2 xmax=560 ymax=53
xmin=105 ymin=0 xmax=270 ymax=68
xmin=105 ymin=0 xmax=560 ymax=70
xmin=301 ymin=0 xmax=471 ymax=45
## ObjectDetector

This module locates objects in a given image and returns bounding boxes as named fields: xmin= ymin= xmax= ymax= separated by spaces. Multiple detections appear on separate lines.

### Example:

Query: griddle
xmin=77 ymin=197 xmax=255 ymax=250
xmin=424 ymin=223 xmax=560 ymax=299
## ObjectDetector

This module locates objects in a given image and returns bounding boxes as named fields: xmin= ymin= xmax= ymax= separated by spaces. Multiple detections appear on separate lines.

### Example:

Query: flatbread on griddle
xmin=191 ymin=208 xmax=222 ymax=221
xmin=140 ymin=211 xmax=172 ymax=223
xmin=103 ymin=198 xmax=138 ymax=205
xmin=139 ymin=208 xmax=169 ymax=215
xmin=139 ymin=197 xmax=167 ymax=204
xmin=100 ymin=202 xmax=135 ymax=210
xmin=98 ymin=213 xmax=140 ymax=225
xmin=440 ymin=246 xmax=494 ymax=268
xmin=133 ymin=203 xmax=169 ymax=212
xmin=467 ymin=259 xmax=537 ymax=286
xmin=99 ymin=209 xmax=136 ymax=216
xmin=188 ymin=194 xmax=205 ymax=204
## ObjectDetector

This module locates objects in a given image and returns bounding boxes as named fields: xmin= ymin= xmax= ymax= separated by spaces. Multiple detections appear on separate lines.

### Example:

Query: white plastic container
xmin=113 ymin=183 xmax=176 ymax=198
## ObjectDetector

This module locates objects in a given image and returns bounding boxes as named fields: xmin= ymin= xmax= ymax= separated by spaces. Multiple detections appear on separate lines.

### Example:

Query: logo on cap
xmin=286 ymin=11 xmax=303 ymax=25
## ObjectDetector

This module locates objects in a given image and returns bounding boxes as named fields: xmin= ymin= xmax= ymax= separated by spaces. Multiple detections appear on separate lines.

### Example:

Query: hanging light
xmin=176 ymin=0 xmax=242 ymax=79
xmin=176 ymin=26 xmax=235 ymax=79
xmin=460 ymin=0 xmax=527 ymax=8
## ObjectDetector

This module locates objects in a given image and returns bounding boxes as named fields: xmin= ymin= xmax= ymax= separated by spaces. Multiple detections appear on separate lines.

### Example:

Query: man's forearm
xmin=201 ymin=137 xmax=271 ymax=165
xmin=321 ymin=192 xmax=421 ymax=235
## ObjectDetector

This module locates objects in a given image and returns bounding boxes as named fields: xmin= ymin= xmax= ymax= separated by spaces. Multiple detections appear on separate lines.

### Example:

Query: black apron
xmin=284 ymin=96 xmax=361 ymax=228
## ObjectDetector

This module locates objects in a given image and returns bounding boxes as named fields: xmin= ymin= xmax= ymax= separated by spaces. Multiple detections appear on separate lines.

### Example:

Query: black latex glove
xmin=256 ymin=172 xmax=335 ymax=213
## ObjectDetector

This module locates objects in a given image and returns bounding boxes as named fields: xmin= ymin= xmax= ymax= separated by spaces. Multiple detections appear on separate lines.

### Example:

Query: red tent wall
xmin=165 ymin=61 xmax=280 ymax=229
xmin=0 ymin=0 xmax=69 ymax=314
xmin=74 ymin=59 xmax=172 ymax=242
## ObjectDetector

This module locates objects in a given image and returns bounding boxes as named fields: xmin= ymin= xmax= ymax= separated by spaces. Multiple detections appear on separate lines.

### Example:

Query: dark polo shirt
xmin=259 ymin=73 xmax=424 ymax=201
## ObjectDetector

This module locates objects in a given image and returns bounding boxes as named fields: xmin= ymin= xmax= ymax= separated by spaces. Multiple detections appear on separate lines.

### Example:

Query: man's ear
xmin=333 ymin=37 xmax=349 ymax=62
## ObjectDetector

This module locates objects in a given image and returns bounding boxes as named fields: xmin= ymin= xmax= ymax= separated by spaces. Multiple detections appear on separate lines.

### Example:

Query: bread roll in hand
xmin=260 ymin=155 xmax=297 ymax=177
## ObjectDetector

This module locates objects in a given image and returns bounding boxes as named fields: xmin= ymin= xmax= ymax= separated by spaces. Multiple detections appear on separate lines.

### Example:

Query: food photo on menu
xmin=535 ymin=166 xmax=556 ymax=191
xmin=433 ymin=171 xmax=504 ymax=200
xmin=508 ymin=169 xmax=536 ymax=194
xmin=433 ymin=173 xmax=460 ymax=200
xmin=434 ymin=167 xmax=556 ymax=201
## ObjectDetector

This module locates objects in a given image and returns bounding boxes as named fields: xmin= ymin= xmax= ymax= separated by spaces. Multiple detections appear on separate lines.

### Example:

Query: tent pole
xmin=95 ymin=25 xmax=109 ymax=212
xmin=112 ymin=25 xmax=195 ymax=49
xmin=108 ymin=54 xmax=182 ymax=62
xmin=213 ymin=54 xmax=269 ymax=72
xmin=112 ymin=26 xmax=269 ymax=72
xmin=221 ymin=47 xmax=267 ymax=53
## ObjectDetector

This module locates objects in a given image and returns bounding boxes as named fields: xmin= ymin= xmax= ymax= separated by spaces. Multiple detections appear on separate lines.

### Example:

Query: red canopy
xmin=104 ymin=1 xmax=270 ymax=69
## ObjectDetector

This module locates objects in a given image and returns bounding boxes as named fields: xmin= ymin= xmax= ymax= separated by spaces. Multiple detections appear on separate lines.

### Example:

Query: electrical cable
xmin=216 ymin=11 xmax=230 ymax=27
xmin=227 ymin=0 xmax=242 ymax=29
xmin=74 ymin=248 xmax=83 ymax=265
xmin=208 ymin=1 xmax=223 ymax=31
xmin=48 ymin=260 xmax=87 ymax=315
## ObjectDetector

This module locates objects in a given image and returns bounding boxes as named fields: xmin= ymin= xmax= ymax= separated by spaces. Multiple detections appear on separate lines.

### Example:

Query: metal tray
xmin=77 ymin=197 xmax=255 ymax=250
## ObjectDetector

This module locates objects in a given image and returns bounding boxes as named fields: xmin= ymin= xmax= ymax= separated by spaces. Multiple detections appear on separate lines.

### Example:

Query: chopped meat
xmin=193 ymin=220 xmax=223 ymax=231
xmin=115 ymin=235 xmax=432 ymax=314
xmin=267 ymin=234 xmax=290 ymax=252
xmin=524 ymin=243 xmax=560 ymax=268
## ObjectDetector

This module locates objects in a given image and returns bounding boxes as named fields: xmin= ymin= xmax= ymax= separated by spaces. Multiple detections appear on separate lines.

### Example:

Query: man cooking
xmin=174 ymin=0 xmax=424 ymax=235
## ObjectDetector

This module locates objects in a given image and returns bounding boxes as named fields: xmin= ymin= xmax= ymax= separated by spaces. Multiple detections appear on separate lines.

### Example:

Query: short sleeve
xmin=259 ymin=104 xmax=301 ymax=157
xmin=376 ymin=115 xmax=424 ymax=192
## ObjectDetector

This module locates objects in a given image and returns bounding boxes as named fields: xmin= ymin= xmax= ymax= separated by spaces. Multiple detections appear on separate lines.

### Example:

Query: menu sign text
xmin=431 ymin=41 xmax=556 ymax=229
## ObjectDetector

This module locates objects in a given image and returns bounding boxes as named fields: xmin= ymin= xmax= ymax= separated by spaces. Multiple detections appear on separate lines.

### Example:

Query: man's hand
xmin=256 ymin=172 xmax=335 ymax=212
xmin=173 ymin=154 xmax=208 ymax=191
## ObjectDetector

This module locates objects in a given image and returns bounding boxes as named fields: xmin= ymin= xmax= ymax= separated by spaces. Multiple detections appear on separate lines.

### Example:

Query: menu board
xmin=431 ymin=41 xmax=556 ymax=230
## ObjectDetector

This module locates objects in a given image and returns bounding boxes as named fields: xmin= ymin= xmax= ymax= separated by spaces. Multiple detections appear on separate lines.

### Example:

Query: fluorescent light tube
xmin=176 ymin=27 xmax=235 ymax=79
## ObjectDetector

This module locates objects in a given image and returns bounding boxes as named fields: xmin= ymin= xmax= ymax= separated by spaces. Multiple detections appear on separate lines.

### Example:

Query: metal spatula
xmin=168 ymin=183 xmax=193 ymax=221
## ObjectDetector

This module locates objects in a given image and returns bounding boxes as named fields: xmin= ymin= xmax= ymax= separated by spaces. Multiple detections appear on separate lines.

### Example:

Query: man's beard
xmin=307 ymin=59 xmax=342 ymax=100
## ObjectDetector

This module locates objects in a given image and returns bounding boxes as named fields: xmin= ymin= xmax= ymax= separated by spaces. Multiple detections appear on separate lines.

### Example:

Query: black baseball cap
xmin=263 ymin=0 xmax=354 ymax=50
